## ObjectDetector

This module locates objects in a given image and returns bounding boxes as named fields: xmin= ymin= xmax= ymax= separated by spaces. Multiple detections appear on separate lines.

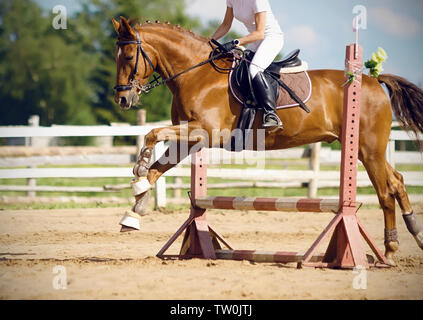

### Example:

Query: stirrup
xmin=263 ymin=113 xmax=283 ymax=130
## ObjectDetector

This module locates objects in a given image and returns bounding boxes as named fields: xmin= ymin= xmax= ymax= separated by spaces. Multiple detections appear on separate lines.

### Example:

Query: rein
xmin=114 ymin=27 xmax=230 ymax=94
xmin=140 ymin=47 xmax=229 ymax=93
xmin=114 ymin=30 xmax=310 ymax=114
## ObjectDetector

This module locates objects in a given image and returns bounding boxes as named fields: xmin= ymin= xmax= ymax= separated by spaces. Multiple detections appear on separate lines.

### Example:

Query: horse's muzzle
xmin=115 ymin=91 xmax=139 ymax=110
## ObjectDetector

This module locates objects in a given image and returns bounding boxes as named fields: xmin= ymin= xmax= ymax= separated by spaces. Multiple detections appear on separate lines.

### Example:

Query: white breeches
xmin=248 ymin=33 xmax=284 ymax=78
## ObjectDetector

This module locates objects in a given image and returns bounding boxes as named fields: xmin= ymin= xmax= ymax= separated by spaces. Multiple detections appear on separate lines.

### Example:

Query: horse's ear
xmin=112 ymin=17 xmax=120 ymax=34
xmin=119 ymin=16 xmax=136 ymax=38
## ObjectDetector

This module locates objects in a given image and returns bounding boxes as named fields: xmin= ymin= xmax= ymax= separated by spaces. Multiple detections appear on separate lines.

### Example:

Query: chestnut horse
xmin=112 ymin=17 xmax=423 ymax=265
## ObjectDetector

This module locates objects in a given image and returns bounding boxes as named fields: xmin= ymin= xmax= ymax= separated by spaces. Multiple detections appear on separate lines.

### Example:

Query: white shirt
xmin=226 ymin=0 xmax=283 ymax=36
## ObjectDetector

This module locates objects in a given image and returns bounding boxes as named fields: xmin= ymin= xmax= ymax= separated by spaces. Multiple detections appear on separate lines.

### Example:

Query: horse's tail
xmin=378 ymin=74 xmax=423 ymax=151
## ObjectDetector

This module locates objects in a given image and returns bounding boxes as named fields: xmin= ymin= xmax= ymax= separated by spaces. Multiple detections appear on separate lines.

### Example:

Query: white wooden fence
xmin=0 ymin=123 xmax=422 ymax=207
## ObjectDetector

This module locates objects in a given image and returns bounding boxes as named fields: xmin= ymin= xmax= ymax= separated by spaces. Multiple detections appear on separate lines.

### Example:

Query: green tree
xmin=0 ymin=0 xmax=222 ymax=133
xmin=0 ymin=0 xmax=98 ymax=126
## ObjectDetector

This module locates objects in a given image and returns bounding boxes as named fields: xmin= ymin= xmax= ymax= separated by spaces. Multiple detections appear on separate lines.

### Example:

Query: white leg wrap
xmin=133 ymin=164 xmax=140 ymax=177
xmin=132 ymin=178 xmax=152 ymax=196
xmin=137 ymin=165 xmax=149 ymax=178
xmin=119 ymin=211 xmax=141 ymax=230
xmin=133 ymin=202 xmax=145 ymax=214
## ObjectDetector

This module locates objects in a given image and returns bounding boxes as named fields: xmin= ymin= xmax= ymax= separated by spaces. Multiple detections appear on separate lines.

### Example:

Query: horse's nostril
xmin=119 ymin=97 xmax=127 ymax=106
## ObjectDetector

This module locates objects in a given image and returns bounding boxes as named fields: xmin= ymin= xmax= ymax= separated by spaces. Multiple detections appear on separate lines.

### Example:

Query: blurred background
xmin=1 ymin=0 xmax=422 ymax=130
xmin=0 ymin=0 xmax=242 ymax=131
xmin=0 ymin=0 xmax=421 ymax=209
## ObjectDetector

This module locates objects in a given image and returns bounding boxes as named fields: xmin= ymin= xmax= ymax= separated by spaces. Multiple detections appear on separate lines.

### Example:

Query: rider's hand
xmin=221 ymin=40 xmax=239 ymax=52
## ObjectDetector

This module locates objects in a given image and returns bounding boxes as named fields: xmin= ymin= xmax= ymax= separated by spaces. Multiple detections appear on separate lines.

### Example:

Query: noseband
xmin=114 ymin=26 xmax=156 ymax=92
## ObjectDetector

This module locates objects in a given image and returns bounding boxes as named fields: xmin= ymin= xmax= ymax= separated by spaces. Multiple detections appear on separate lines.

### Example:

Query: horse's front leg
xmin=119 ymin=121 xmax=206 ymax=232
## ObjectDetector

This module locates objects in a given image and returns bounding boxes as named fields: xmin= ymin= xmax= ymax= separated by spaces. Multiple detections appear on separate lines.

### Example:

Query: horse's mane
xmin=128 ymin=18 xmax=209 ymax=43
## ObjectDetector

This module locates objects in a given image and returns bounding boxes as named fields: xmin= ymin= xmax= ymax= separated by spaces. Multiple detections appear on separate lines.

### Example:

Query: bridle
xmin=114 ymin=26 xmax=157 ymax=93
xmin=114 ymin=26 xmax=232 ymax=95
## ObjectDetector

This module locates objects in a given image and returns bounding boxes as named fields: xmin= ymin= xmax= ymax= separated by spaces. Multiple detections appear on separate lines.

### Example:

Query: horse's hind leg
xmin=386 ymin=162 xmax=423 ymax=250
xmin=360 ymin=151 xmax=399 ymax=265
xmin=361 ymin=149 xmax=423 ymax=265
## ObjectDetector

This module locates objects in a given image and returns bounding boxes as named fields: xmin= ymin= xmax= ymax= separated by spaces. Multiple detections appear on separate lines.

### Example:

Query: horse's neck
xmin=143 ymin=27 xmax=210 ymax=86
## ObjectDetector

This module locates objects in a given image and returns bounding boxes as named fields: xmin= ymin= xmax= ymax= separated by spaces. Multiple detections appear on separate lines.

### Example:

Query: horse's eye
xmin=125 ymin=56 xmax=134 ymax=61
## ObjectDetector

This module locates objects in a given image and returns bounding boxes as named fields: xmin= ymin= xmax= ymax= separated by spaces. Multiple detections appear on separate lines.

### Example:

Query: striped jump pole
xmin=157 ymin=43 xmax=390 ymax=269
xmin=195 ymin=197 xmax=340 ymax=213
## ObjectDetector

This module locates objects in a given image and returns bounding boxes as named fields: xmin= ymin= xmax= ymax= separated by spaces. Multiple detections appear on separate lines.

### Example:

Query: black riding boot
xmin=252 ymin=71 xmax=283 ymax=129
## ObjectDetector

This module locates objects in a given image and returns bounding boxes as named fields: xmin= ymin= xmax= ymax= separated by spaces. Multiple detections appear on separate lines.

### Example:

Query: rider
xmin=211 ymin=0 xmax=284 ymax=129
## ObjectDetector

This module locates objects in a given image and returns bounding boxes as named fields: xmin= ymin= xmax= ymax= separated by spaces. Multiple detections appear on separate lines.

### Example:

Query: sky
xmin=186 ymin=0 xmax=423 ymax=86
xmin=37 ymin=0 xmax=423 ymax=85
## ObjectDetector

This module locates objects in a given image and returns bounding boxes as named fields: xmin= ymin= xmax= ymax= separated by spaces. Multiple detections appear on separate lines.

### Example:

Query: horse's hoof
xmin=385 ymin=255 xmax=396 ymax=267
xmin=384 ymin=250 xmax=397 ymax=267
xmin=119 ymin=211 xmax=141 ymax=231
xmin=120 ymin=225 xmax=138 ymax=233
xmin=384 ymin=241 xmax=399 ymax=266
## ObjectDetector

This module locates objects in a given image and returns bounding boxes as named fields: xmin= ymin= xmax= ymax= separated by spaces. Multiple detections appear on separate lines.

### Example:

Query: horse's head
xmin=112 ymin=17 xmax=156 ymax=109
